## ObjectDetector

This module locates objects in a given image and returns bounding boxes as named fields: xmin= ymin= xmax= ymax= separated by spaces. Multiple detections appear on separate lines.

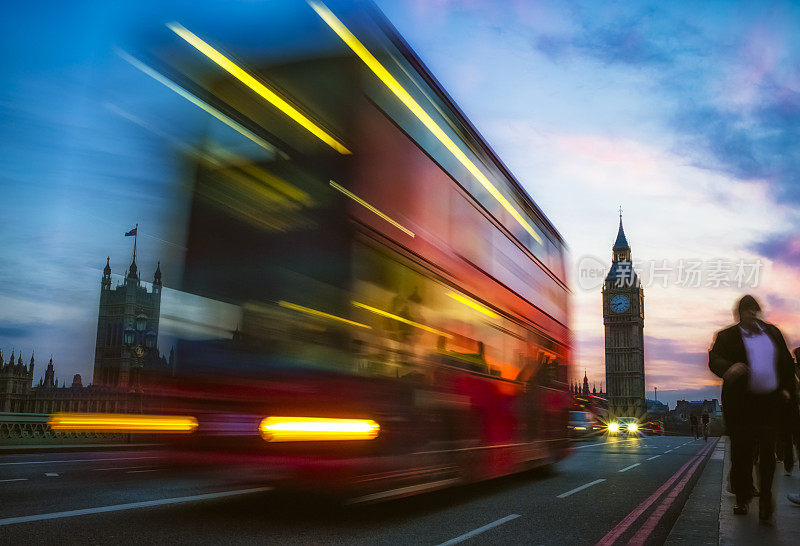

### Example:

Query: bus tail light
xmin=49 ymin=413 xmax=198 ymax=433
xmin=259 ymin=416 xmax=380 ymax=442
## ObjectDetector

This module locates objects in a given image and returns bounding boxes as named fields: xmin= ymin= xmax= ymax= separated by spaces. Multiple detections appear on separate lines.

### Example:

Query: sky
xmin=1 ymin=1 xmax=799 ymax=408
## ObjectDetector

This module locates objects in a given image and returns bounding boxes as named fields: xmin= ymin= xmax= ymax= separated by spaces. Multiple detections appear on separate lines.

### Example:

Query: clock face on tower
xmin=610 ymin=294 xmax=630 ymax=313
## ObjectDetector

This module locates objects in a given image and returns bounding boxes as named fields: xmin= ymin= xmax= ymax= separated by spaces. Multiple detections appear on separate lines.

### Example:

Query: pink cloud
xmin=550 ymin=133 xmax=661 ymax=170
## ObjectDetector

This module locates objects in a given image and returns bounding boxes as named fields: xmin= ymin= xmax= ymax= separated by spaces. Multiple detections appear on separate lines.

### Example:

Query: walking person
xmin=778 ymin=397 xmax=799 ymax=475
xmin=708 ymin=295 xmax=796 ymax=524
xmin=690 ymin=413 xmax=698 ymax=439
xmin=786 ymin=347 xmax=800 ymax=505
xmin=702 ymin=411 xmax=710 ymax=442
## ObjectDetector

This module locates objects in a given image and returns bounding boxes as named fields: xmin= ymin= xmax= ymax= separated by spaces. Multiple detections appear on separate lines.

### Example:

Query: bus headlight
xmin=627 ymin=423 xmax=638 ymax=432
xmin=608 ymin=422 xmax=619 ymax=433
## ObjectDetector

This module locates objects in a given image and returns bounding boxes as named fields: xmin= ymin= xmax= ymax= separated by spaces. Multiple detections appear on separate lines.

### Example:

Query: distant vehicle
xmin=568 ymin=411 xmax=595 ymax=439
xmin=640 ymin=420 xmax=664 ymax=436
xmin=607 ymin=416 xmax=640 ymax=436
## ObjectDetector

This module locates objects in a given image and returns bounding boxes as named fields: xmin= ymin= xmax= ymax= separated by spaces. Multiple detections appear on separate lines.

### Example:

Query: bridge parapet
xmin=0 ymin=412 xmax=127 ymax=445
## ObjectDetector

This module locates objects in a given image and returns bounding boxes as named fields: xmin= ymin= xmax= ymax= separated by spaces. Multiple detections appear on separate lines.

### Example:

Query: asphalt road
xmin=0 ymin=435 xmax=717 ymax=545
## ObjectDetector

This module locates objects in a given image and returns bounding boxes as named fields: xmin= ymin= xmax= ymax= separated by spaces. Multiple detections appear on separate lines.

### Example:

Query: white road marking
xmin=646 ymin=455 xmax=661 ymax=461
xmin=437 ymin=514 xmax=521 ymax=545
xmin=618 ymin=463 xmax=641 ymax=473
xmin=0 ymin=478 xmax=28 ymax=483
xmin=126 ymin=469 xmax=158 ymax=474
xmin=557 ymin=479 xmax=606 ymax=498
xmin=573 ymin=439 xmax=639 ymax=450
xmin=44 ymin=473 xmax=59 ymax=477
xmin=0 ymin=487 xmax=274 ymax=526
xmin=573 ymin=442 xmax=608 ymax=449
xmin=0 ymin=456 xmax=158 ymax=467
xmin=664 ymin=449 xmax=673 ymax=453
xmin=348 ymin=478 xmax=459 ymax=504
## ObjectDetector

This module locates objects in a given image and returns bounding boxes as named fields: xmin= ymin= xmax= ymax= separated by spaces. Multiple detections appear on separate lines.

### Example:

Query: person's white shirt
xmin=740 ymin=322 xmax=778 ymax=393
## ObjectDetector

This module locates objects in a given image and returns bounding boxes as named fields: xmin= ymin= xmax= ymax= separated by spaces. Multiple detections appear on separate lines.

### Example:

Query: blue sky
xmin=1 ymin=1 xmax=798 ymax=407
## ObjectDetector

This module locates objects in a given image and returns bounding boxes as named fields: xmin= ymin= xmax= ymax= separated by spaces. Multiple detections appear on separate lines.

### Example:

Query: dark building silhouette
xmin=0 ymin=351 xmax=34 ymax=412
xmin=673 ymin=399 xmax=719 ymax=420
xmin=0 ymin=242 xmax=173 ymax=415
xmin=93 ymin=248 xmax=162 ymax=388
xmin=0 ymin=352 xmax=137 ymax=414
xmin=602 ymin=212 xmax=646 ymax=417
xmin=571 ymin=373 xmax=606 ymax=397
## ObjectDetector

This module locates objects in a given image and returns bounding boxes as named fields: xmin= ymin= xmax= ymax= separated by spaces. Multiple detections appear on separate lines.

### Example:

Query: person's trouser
xmin=779 ymin=400 xmax=800 ymax=472
xmin=780 ymin=431 xmax=794 ymax=471
xmin=730 ymin=393 xmax=780 ymax=507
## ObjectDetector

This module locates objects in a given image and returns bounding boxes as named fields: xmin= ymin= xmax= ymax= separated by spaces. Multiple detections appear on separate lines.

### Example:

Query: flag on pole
xmin=125 ymin=227 xmax=137 ymax=237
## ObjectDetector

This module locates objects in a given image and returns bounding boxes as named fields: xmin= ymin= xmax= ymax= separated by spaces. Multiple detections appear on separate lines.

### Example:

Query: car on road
xmin=568 ymin=411 xmax=595 ymax=439
xmin=640 ymin=420 xmax=664 ymax=436
xmin=607 ymin=416 xmax=640 ymax=436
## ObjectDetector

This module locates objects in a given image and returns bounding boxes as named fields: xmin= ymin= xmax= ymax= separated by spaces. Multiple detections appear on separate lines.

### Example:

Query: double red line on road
xmin=595 ymin=439 xmax=718 ymax=545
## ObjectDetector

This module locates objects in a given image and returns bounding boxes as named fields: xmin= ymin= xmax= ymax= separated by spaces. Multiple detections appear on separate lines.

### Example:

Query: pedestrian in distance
xmin=708 ymin=295 xmax=796 ymax=525
xmin=690 ymin=413 xmax=698 ymax=439
xmin=702 ymin=411 xmax=710 ymax=442
xmin=786 ymin=347 xmax=800 ymax=506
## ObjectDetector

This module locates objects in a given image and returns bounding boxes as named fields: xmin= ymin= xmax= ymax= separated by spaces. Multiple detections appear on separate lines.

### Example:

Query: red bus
xmin=111 ymin=3 xmax=571 ymax=501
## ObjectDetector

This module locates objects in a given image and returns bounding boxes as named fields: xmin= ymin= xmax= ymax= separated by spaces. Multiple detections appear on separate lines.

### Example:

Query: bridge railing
xmin=0 ymin=412 xmax=128 ymax=445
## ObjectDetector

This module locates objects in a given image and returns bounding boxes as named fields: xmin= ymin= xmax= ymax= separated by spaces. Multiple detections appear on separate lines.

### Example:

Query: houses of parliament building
xmin=0 ymin=248 xmax=172 ymax=414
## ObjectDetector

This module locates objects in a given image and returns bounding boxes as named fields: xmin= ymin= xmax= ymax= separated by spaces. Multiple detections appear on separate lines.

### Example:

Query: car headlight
xmin=608 ymin=422 xmax=619 ymax=433
xmin=627 ymin=423 xmax=638 ymax=432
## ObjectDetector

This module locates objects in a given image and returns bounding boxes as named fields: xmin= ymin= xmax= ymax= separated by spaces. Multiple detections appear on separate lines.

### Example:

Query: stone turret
xmin=43 ymin=357 xmax=55 ymax=388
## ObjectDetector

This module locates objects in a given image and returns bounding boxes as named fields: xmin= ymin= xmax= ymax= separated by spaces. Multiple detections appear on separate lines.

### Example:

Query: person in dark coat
xmin=786 ymin=348 xmax=800 ymax=506
xmin=708 ymin=295 xmax=796 ymax=523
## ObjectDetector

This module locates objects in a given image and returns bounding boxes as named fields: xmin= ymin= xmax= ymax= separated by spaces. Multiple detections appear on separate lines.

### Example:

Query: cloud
xmin=645 ymin=336 xmax=707 ymax=365
xmin=753 ymin=233 xmax=800 ymax=267
xmin=0 ymin=324 xmax=37 ymax=339
xmin=655 ymin=385 xmax=723 ymax=409
xmin=671 ymin=104 xmax=800 ymax=203
xmin=523 ymin=2 xmax=800 ymax=207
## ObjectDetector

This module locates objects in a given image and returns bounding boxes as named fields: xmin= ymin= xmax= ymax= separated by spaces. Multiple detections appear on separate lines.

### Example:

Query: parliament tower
xmin=93 ymin=243 xmax=162 ymax=389
xmin=602 ymin=213 xmax=645 ymax=417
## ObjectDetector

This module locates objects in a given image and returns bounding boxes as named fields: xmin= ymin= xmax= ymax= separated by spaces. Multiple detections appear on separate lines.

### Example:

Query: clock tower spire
xmin=602 ymin=211 xmax=645 ymax=418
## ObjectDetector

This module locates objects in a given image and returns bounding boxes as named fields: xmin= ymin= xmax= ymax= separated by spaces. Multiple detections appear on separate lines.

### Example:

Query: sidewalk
xmin=668 ymin=436 xmax=800 ymax=544
xmin=718 ymin=437 xmax=800 ymax=545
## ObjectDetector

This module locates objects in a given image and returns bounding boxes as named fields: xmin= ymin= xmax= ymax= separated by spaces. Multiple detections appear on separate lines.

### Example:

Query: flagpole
xmin=133 ymin=223 xmax=138 ymax=264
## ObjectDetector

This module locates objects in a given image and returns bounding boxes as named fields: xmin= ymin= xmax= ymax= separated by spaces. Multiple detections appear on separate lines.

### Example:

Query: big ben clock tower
xmin=603 ymin=211 xmax=646 ymax=417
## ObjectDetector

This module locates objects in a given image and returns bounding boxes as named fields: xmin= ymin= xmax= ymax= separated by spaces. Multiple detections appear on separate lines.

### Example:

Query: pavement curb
xmin=664 ymin=437 xmax=724 ymax=545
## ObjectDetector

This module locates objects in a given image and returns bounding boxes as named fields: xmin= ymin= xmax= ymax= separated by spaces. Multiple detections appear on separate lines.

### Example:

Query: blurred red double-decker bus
xmin=104 ymin=2 xmax=572 ymax=501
